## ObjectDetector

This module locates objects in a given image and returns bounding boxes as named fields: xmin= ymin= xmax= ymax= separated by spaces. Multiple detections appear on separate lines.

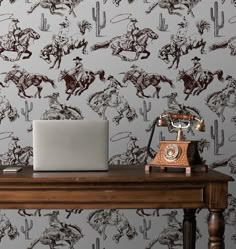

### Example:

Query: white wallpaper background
xmin=0 ymin=0 xmax=235 ymax=248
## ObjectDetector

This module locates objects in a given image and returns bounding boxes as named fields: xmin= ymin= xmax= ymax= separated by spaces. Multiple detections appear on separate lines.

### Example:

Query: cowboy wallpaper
xmin=0 ymin=0 xmax=235 ymax=248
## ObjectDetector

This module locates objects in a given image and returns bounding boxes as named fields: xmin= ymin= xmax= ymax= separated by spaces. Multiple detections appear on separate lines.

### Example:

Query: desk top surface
xmin=0 ymin=165 xmax=234 ymax=184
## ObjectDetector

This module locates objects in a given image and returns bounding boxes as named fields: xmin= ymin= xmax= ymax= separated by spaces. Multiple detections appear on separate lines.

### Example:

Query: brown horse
xmin=0 ymin=28 xmax=40 ymax=62
xmin=1 ymin=70 xmax=55 ymax=98
xmin=121 ymin=69 xmax=174 ymax=98
xmin=58 ymin=69 xmax=105 ymax=100
xmin=91 ymin=28 xmax=158 ymax=62
xmin=176 ymin=69 xmax=224 ymax=100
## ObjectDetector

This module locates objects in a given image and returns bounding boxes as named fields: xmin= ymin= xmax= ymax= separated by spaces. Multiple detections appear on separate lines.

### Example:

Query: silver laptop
xmin=33 ymin=120 xmax=109 ymax=171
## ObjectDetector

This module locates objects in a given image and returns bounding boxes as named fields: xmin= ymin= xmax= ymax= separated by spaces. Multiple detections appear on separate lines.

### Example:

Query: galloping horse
xmin=146 ymin=0 xmax=201 ymax=16
xmin=27 ymin=0 xmax=82 ymax=16
xmin=121 ymin=69 xmax=174 ymax=98
xmin=91 ymin=28 xmax=158 ymax=61
xmin=0 ymin=28 xmax=40 ymax=62
xmin=176 ymin=69 xmax=224 ymax=100
xmin=58 ymin=69 xmax=105 ymax=100
xmin=1 ymin=70 xmax=55 ymax=98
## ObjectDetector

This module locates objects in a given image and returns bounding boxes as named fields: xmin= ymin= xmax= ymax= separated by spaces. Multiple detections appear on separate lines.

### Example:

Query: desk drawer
xmin=0 ymin=184 xmax=206 ymax=209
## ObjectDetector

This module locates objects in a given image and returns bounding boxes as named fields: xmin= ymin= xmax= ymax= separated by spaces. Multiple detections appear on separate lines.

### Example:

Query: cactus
xmin=157 ymin=13 xmax=168 ymax=31
xmin=210 ymin=1 xmax=224 ymax=37
xmin=21 ymin=219 xmax=33 ymax=240
xmin=21 ymin=100 xmax=33 ymax=121
xmin=39 ymin=13 xmax=50 ymax=32
xmin=92 ymin=1 xmax=106 ymax=37
xmin=92 ymin=237 xmax=105 ymax=249
xmin=139 ymin=218 xmax=151 ymax=240
xmin=139 ymin=100 xmax=151 ymax=121
xmin=210 ymin=119 xmax=224 ymax=155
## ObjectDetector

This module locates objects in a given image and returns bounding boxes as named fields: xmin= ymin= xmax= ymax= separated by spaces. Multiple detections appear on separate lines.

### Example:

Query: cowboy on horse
xmin=126 ymin=18 xmax=140 ymax=48
xmin=68 ymin=56 xmax=84 ymax=89
xmin=187 ymin=56 xmax=203 ymax=89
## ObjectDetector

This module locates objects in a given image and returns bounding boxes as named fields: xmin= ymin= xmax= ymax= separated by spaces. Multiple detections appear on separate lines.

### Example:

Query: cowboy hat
xmin=191 ymin=56 xmax=201 ymax=61
xmin=130 ymin=18 xmax=138 ymax=22
xmin=11 ymin=18 xmax=19 ymax=23
xmin=73 ymin=56 xmax=83 ymax=61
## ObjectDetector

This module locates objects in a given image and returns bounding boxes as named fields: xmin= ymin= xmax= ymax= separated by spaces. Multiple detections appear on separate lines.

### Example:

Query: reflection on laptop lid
xmin=33 ymin=120 xmax=109 ymax=171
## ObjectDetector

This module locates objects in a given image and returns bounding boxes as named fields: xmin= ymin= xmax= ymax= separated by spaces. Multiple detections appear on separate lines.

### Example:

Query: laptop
xmin=33 ymin=120 xmax=109 ymax=171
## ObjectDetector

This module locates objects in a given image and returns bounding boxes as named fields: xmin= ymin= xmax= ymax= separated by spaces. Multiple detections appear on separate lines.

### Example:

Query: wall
xmin=0 ymin=0 xmax=236 ymax=248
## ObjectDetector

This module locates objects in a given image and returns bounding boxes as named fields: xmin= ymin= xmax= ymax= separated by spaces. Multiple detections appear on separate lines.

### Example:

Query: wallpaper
xmin=0 ymin=0 xmax=236 ymax=248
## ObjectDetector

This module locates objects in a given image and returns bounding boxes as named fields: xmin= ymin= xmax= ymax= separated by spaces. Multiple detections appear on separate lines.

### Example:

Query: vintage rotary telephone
xmin=145 ymin=111 xmax=207 ymax=174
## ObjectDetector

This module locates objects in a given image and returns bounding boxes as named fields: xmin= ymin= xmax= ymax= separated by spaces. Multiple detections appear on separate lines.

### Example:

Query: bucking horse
xmin=27 ymin=223 xmax=83 ymax=249
xmin=40 ymin=36 xmax=88 ymax=69
xmin=158 ymin=20 xmax=210 ymax=69
xmin=206 ymin=85 xmax=236 ymax=122
xmin=87 ymin=209 xmax=138 ymax=243
xmin=91 ymin=28 xmax=158 ymax=62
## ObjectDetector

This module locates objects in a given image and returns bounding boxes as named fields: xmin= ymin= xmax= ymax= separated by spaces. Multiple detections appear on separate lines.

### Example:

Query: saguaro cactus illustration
xmin=39 ymin=13 xmax=50 ymax=32
xmin=92 ymin=1 xmax=106 ymax=37
xmin=21 ymin=100 xmax=33 ymax=121
xmin=21 ymin=219 xmax=33 ymax=240
xmin=210 ymin=1 xmax=224 ymax=37
xmin=139 ymin=100 xmax=151 ymax=121
xmin=157 ymin=13 xmax=168 ymax=31
xmin=92 ymin=238 xmax=105 ymax=249
xmin=210 ymin=119 xmax=224 ymax=155
xmin=139 ymin=218 xmax=151 ymax=240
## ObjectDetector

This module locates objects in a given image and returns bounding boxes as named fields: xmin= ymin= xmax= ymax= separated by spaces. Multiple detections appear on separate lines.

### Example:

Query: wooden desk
xmin=0 ymin=166 xmax=233 ymax=249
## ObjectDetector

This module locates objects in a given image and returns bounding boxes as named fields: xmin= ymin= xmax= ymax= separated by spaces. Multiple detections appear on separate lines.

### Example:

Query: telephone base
xmin=145 ymin=164 xmax=208 ymax=176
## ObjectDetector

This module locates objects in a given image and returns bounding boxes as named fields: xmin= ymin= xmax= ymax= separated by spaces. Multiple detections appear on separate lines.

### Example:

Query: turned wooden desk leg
xmin=183 ymin=209 xmax=197 ymax=249
xmin=208 ymin=209 xmax=225 ymax=249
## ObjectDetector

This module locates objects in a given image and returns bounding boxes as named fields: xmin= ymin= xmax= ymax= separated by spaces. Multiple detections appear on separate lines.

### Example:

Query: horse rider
xmin=10 ymin=65 xmax=30 ymax=89
xmin=8 ymin=136 xmax=21 ymax=163
xmin=99 ymin=75 xmax=121 ymax=104
xmin=44 ymin=210 xmax=61 ymax=228
xmin=162 ymin=92 xmax=182 ymax=110
xmin=187 ymin=56 xmax=203 ymax=89
xmin=125 ymin=136 xmax=140 ymax=164
xmin=171 ymin=17 xmax=189 ymax=52
xmin=107 ymin=75 xmax=123 ymax=88
xmin=128 ymin=65 xmax=146 ymax=89
xmin=44 ymin=92 xmax=62 ymax=111
xmin=8 ymin=18 xmax=21 ymax=48
xmin=126 ymin=18 xmax=140 ymax=47
xmin=163 ymin=210 xmax=182 ymax=229
xmin=226 ymin=75 xmax=236 ymax=89
xmin=69 ymin=56 xmax=84 ymax=89
xmin=57 ymin=16 xmax=70 ymax=46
